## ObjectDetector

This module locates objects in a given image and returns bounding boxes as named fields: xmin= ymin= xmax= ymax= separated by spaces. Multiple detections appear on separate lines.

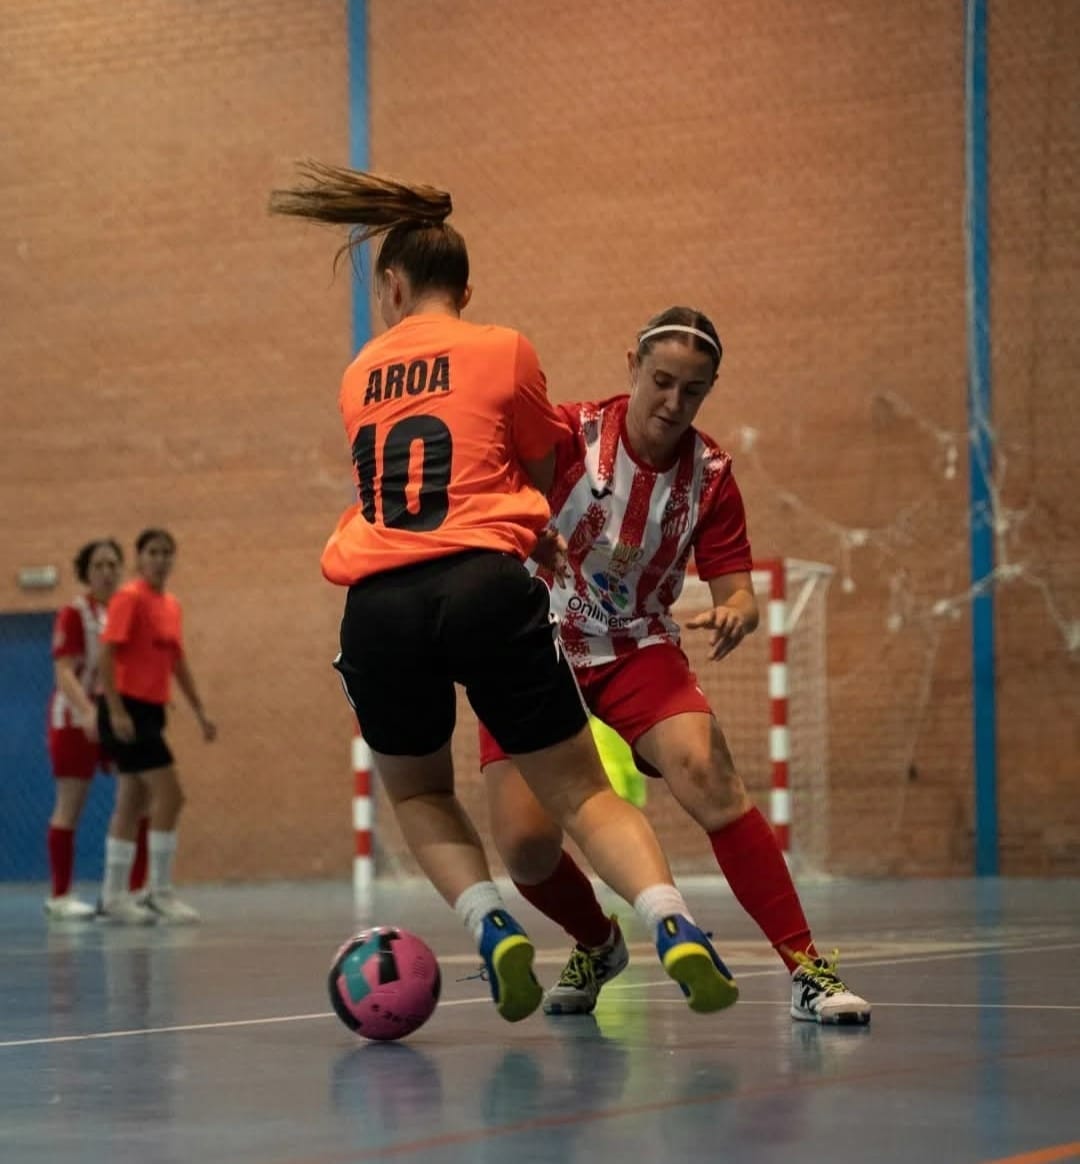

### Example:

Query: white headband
xmin=637 ymin=323 xmax=721 ymax=355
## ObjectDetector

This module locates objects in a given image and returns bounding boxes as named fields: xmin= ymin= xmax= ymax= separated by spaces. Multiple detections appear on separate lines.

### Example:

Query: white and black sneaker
xmin=97 ymin=894 xmax=158 ymax=926
xmin=44 ymin=894 xmax=96 ymax=921
xmin=791 ymin=951 xmax=871 ymax=1025
xmin=543 ymin=919 xmax=630 ymax=1015
xmin=143 ymin=889 xmax=201 ymax=925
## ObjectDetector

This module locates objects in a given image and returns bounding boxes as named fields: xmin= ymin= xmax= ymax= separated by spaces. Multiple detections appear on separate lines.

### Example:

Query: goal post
xmin=354 ymin=557 xmax=834 ymax=894
xmin=672 ymin=558 xmax=834 ymax=875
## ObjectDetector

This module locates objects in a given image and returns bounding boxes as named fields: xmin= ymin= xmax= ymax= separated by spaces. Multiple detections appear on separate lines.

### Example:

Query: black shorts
xmin=97 ymin=696 xmax=174 ymax=774
xmin=334 ymin=549 xmax=587 ymax=757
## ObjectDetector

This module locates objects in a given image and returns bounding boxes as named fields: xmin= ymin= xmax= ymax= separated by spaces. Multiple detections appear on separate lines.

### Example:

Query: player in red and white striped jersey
xmin=543 ymin=389 xmax=752 ymax=667
xmin=44 ymin=538 xmax=145 ymax=920
xmin=481 ymin=307 xmax=870 ymax=1025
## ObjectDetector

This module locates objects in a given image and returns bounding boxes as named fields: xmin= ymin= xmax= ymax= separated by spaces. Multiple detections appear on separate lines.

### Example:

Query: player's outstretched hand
xmin=196 ymin=710 xmax=218 ymax=743
xmin=686 ymin=605 xmax=749 ymax=661
xmin=531 ymin=527 xmax=569 ymax=586
xmin=110 ymin=706 xmax=136 ymax=742
xmin=79 ymin=708 xmax=100 ymax=743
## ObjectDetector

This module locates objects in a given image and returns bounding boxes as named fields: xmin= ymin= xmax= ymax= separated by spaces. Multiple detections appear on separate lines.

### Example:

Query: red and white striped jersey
xmin=543 ymin=395 xmax=753 ymax=667
xmin=48 ymin=594 xmax=106 ymax=730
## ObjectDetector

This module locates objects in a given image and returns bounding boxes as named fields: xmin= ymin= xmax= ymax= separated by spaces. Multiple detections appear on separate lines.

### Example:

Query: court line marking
xmin=0 ymin=999 xmax=472 ymax=1049
xmin=982 ymin=1144 xmax=1080 ymax=1164
xmin=3 ymin=938 xmax=1079 ymax=1049
xmin=5 ymin=993 xmax=1080 ymax=1049
xmin=648 ymin=998 xmax=1080 ymax=1011
xmin=602 ymin=938 xmax=1080 ymax=996
xmin=274 ymin=1042 xmax=1080 ymax=1164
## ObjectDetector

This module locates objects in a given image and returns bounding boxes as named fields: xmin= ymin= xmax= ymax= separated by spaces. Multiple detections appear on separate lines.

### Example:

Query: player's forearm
xmin=522 ymin=449 xmax=556 ymax=496
xmin=173 ymin=657 xmax=207 ymax=718
xmin=99 ymin=644 xmax=124 ymax=713
xmin=54 ymin=660 xmax=96 ymax=721
xmin=706 ymin=574 xmax=760 ymax=633
xmin=723 ymin=588 xmax=759 ymax=633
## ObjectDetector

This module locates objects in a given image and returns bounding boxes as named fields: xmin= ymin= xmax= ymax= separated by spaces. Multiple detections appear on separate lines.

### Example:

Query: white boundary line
xmin=649 ymin=999 xmax=1080 ymax=1012
xmin=3 ymin=938 xmax=1079 ymax=1050
xmin=0 ymin=996 xmax=484 ymax=1049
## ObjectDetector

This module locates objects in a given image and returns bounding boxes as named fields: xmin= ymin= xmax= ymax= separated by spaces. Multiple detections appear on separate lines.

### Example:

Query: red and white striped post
xmin=351 ymin=732 xmax=374 ymax=899
xmin=765 ymin=560 xmax=791 ymax=856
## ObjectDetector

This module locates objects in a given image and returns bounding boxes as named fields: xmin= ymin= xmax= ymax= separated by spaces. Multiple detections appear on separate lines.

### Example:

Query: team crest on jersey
xmin=661 ymin=506 xmax=690 ymax=540
xmin=587 ymin=570 xmax=631 ymax=616
xmin=605 ymin=540 xmax=644 ymax=579
xmin=584 ymin=540 xmax=641 ymax=615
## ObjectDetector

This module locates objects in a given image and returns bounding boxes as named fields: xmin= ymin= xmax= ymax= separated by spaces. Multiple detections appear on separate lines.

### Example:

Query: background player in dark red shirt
xmin=44 ymin=538 xmax=142 ymax=920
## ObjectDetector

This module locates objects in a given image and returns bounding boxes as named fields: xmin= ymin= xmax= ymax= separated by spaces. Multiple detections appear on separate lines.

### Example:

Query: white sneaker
xmin=44 ymin=894 xmax=97 ymax=921
xmin=144 ymin=889 xmax=201 ymax=925
xmin=791 ymin=951 xmax=871 ymax=1025
xmin=97 ymin=894 xmax=158 ymax=926
xmin=543 ymin=919 xmax=630 ymax=1015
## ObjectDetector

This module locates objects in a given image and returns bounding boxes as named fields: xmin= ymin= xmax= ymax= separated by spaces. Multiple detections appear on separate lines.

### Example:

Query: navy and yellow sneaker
xmin=478 ymin=909 xmax=543 ymax=1023
xmin=655 ymin=915 xmax=739 ymax=1014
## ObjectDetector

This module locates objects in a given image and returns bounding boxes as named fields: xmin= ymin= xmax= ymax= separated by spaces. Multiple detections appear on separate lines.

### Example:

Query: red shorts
xmin=48 ymin=726 xmax=107 ymax=781
xmin=477 ymin=641 xmax=711 ymax=774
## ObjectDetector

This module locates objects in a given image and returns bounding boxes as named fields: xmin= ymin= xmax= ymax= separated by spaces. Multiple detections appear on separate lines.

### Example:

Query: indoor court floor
xmin=2 ymin=877 xmax=1078 ymax=1164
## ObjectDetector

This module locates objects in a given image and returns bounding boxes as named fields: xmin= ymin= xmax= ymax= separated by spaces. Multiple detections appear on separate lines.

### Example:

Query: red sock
xmin=47 ymin=825 xmax=75 ymax=898
xmin=709 ymin=806 xmax=816 ymax=972
xmin=513 ymin=850 xmax=613 ymax=949
xmin=129 ymin=817 xmax=149 ymax=892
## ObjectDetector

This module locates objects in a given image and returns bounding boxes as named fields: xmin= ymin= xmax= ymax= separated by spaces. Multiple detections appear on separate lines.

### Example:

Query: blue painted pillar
xmin=964 ymin=0 xmax=998 ymax=876
xmin=348 ymin=0 xmax=371 ymax=355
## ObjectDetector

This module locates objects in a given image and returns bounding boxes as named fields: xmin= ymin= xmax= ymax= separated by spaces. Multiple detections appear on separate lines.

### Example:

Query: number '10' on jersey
xmin=319 ymin=313 xmax=572 ymax=588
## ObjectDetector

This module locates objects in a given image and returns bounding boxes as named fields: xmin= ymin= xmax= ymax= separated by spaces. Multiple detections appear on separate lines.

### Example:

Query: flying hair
xmin=269 ymin=161 xmax=464 ymax=284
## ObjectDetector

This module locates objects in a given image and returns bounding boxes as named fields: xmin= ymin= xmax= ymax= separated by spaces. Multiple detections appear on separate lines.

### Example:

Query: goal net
xmin=357 ymin=558 xmax=833 ymax=887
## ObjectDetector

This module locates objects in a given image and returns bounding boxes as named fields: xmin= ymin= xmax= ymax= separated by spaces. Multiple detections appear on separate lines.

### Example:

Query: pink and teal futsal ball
xmin=328 ymin=927 xmax=441 ymax=1041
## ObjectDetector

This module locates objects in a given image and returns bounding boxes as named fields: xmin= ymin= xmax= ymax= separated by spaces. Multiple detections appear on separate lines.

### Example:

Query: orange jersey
xmin=101 ymin=578 xmax=184 ymax=705
xmin=321 ymin=313 xmax=570 ymax=585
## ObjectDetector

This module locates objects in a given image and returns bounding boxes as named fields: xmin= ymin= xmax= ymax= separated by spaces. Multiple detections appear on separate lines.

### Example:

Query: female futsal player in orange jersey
xmin=270 ymin=161 xmax=737 ymax=1023
xmin=96 ymin=528 xmax=216 ymax=925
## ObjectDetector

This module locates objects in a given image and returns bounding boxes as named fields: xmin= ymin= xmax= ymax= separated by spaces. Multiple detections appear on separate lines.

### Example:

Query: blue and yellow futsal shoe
xmin=655 ymin=915 xmax=739 ymax=1014
xmin=478 ymin=909 xmax=543 ymax=1022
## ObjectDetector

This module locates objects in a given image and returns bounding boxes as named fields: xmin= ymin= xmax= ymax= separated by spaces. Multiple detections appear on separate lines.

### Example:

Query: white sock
xmin=148 ymin=830 xmax=178 ymax=892
xmin=633 ymin=885 xmax=695 ymax=934
xmin=453 ymin=881 xmax=506 ymax=941
xmin=104 ymin=837 xmax=136 ymax=904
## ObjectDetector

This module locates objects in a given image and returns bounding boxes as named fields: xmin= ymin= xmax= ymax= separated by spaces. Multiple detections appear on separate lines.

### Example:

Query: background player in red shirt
xmin=44 ymin=538 xmax=149 ymax=919
xmin=96 ymin=528 xmax=216 ymax=925
xmin=480 ymin=307 xmax=871 ymax=1025
xmin=271 ymin=164 xmax=739 ymax=1023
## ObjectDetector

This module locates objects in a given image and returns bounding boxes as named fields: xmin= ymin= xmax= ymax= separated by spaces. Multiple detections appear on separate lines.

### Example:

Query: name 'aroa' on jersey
xmin=363 ymin=356 xmax=451 ymax=406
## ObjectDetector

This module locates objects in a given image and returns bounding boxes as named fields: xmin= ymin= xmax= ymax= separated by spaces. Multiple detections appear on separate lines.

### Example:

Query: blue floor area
xmin=2 ymin=878 xmax=1079 ymax=1163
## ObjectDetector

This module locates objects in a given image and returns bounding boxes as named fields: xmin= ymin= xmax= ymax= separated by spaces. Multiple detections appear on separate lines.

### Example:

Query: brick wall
xmin=2 ymin=0 xmax=1076 ymax=880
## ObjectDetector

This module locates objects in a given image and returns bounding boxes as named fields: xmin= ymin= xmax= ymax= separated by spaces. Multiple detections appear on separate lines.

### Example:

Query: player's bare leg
xmin=511 ymin=725 xmax=738 ymax=1014
xmin=487 ymin=757 xmax=626 ymax=1014
xmin=44 ymin=778 xmax=96 ymax=920
xmin=636 ymin=712 xmax=870 ymax=1025
xmin=374 ymin=743 xmax=541 ymax=1022
xmin=138 ymin=766 xmax=200 ymax=925
xmin=99 ymin=774 xmax=157 ymax=925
